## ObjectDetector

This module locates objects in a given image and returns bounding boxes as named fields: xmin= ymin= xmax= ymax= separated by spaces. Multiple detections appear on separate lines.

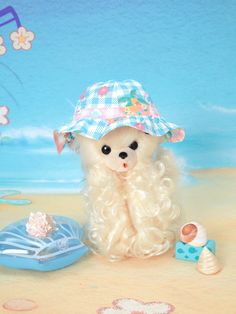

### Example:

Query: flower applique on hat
xmin=55 ymin=80 xmax=185 ymax=153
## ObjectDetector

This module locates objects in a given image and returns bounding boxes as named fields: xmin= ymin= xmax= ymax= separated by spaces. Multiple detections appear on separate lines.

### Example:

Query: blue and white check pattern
xmin=76 ymin=80 xmax=148 ymax=111
xmin=58 ymin=80 xmax=184 ymax=142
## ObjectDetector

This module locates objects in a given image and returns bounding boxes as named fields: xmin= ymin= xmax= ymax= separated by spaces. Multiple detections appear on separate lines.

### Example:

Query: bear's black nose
xmin=119 ymin=152 xmax=128 ymax=159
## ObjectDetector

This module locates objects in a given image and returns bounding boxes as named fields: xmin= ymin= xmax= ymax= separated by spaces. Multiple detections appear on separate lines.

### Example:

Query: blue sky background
xmin=0 ymin=0 xmax=236 ymax=191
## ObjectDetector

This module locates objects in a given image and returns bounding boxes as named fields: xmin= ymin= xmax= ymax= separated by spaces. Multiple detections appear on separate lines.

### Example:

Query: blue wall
xmin=0 ymin=0 xmax=236 ymax=190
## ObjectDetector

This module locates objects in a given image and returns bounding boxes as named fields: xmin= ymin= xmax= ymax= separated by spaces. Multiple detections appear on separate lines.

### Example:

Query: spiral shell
xmin=180 ymin=221 xmax=207 ymax=247
xmin=196 ymin=247 xmax=221 ymax=275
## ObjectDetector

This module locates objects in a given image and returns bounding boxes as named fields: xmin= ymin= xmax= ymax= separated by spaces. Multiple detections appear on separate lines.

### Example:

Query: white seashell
xmin=180 ymin=221 xmax=207 ymax=247
xmin=26 ymin=212 xmax=55 ymax=238
xmin=196 ymin=247 xmax=222 ymax=275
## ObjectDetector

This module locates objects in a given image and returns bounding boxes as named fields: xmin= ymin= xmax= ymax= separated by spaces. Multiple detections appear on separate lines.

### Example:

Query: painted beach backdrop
xmin=0 ymin=0 xmax=235 ymax=192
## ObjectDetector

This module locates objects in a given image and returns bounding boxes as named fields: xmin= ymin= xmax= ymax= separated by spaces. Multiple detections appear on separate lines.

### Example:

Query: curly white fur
xmin=70 ymin=127 xmax=180 ymax=261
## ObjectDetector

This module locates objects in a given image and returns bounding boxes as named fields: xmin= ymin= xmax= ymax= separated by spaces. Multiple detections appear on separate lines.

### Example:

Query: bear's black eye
xmin=101 ymin=145 xmax=111 ymax=155
xmin=129 ymin=141 xmax=138 ymax=150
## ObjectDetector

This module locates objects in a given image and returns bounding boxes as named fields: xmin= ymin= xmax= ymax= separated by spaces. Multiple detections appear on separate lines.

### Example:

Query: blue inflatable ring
xmin=0 ymin=216 xmax=89 ymax=271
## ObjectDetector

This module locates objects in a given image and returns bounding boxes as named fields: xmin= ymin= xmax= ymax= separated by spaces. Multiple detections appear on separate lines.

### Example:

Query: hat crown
xmin=73 ymin=80 xmax=159 ymax=121
xmin=57 ymin=79 xmax=184 ymax=143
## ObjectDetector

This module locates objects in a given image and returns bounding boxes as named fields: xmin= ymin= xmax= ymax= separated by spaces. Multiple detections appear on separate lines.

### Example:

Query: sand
xmin=0 ymin=170 xmax=236 ymax=314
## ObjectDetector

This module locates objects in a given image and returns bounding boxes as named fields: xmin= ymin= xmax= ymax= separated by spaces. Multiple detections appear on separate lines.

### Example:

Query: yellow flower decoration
xmin=10 ymin=26 xmax=35 ymax=50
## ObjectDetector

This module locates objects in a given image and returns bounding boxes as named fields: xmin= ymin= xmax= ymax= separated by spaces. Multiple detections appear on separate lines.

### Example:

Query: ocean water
xmin=0 ymin=129 xmax=235 ymax=192
xmin=0 ymin=0 xmax=236 ymax=191
xmin=0 ymin=137 xmax=85 ymax=192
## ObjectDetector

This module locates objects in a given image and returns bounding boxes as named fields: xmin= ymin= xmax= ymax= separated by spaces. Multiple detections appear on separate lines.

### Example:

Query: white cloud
xmin=29 ymin=147 xmax=57 ymax=154
xmin=201 ymin=104 xmax=236 ymax=114
xmin=20 ymin=179 xmax=84 ymax=183
xmin=1 ymin=126 xmax=53 ymax=139
xmin=29 ymin=147 xmax=71 ymax=154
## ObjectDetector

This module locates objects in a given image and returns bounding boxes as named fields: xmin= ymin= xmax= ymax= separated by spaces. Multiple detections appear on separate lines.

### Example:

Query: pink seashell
xmin=26 ymin=212 xmax=55 ymax=238
xmin=180 ymin=221 xmax=207 ymax=247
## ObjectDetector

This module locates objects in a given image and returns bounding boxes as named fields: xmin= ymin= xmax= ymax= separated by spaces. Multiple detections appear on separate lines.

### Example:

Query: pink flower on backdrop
xmin=0 ymin=106 xmax=9 ymax=125
xmin=0 ymin=36 xmax=7 ymax=56
xmin=98 ymin=86 xmax=109 ymax=97
xmin=97 ymin=298 xmax=175 ymax=314
xmin=10 ymin=26 xmax=35 ymax=50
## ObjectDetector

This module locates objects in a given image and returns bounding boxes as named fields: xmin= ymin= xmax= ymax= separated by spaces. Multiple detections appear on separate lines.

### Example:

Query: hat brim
xmin=58 ymin=116 xmax=185 ymax=143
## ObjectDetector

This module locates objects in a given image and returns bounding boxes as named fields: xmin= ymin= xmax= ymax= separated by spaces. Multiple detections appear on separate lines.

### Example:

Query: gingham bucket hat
xmin=54 ymin=80 xmax=185 ymax=153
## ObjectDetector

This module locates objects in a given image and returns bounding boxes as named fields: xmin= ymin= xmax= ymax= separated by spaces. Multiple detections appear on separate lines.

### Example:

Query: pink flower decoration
xmin=0 ymin=36 xmax=7 ymax=56
xmin=97 ymin=298 xmax=175 ymax=314
xmin=135 ymin=123 xmax=145 ymax=132
xmin=10 ymin=26 xmax=35 ymax=50
xmin=26 ymin=212 xmax=55 ymax=238
xmin=98 ymin=86 xmax=109 ymax=97
xmin=0 ymin=106 xmax=9 ymax=125
xmin=168 ymin=129 xmax=185 ymax=143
